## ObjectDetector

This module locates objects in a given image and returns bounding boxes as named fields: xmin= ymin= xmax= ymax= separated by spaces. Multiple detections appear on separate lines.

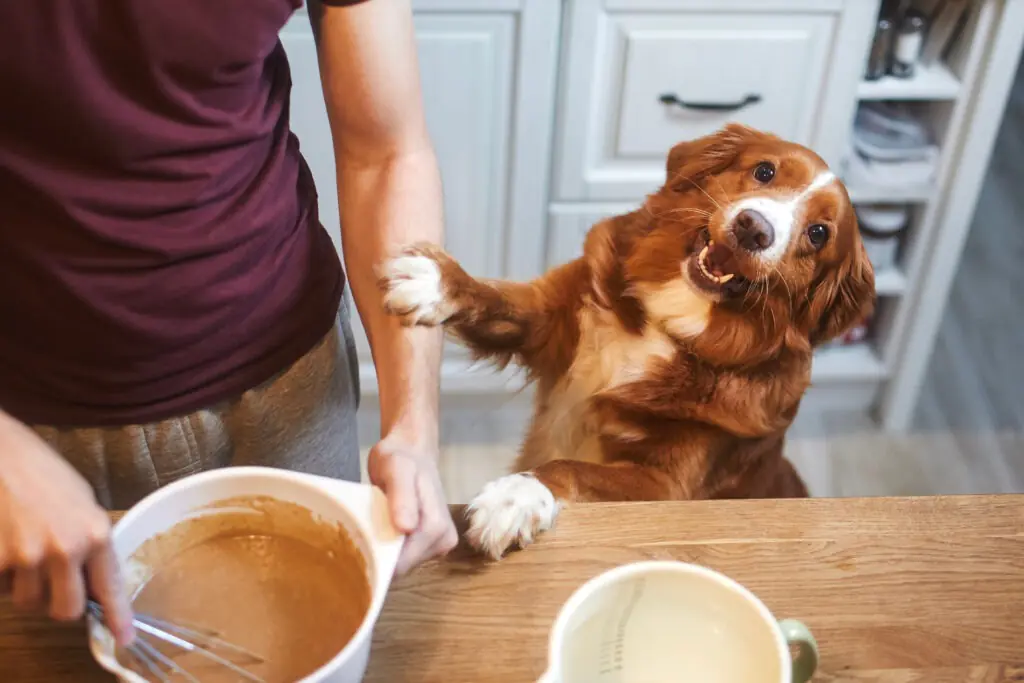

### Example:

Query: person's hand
xmin=368 ymin=431 xmax=457 ymax=574
xmin=0 ymin=413 xmax=135 ymax=646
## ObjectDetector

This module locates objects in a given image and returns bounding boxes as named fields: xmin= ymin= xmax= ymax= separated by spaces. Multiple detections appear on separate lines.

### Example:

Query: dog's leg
xmin=465 ymin=460 xmax=679 ymax=560
xmin=379 ymin=242 xmax=584 ymax=374
xmin=759 ymin=456 xmax=809 ymax=499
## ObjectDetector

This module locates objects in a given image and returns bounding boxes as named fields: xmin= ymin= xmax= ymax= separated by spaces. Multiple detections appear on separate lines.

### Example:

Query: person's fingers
xmin=417 ymin=517 xmax=458 ymax=565
xmin=395 ymin=471 xmax=431 ymax=575
xmin=416 ymin=472 xmax=457 ymax=557
xmin=11 ymin=567 xmax=45 ymax=612
xmin=395 ymin=473 xmax=456 ymax=575
xmin=395 ymin=529 xmax=433 ymax=576
xmin=47 ymin=558 xmax=86 ymax=621
xmin=373 ymin=450 xmax=420 ymax=533
xmin=432 ymin=518 xmax=459 ymax=556
xmin=85 ymin=543 xmax=135 ymax=646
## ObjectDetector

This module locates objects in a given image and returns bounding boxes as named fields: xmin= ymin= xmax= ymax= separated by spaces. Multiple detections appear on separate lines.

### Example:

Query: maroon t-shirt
xmin=0 ymin=1 xmax=366 ymax=426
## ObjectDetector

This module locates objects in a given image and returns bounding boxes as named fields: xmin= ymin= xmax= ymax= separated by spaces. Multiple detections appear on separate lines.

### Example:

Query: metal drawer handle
xmin=659 ymin=92 xmax=762 ymax=112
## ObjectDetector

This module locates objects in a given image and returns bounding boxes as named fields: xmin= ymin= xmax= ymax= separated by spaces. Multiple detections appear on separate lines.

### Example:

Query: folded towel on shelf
xmin=854 ymin=102 xmax=935 ymax=161
xmin=845 ymin=148 xmax=938 ymax=188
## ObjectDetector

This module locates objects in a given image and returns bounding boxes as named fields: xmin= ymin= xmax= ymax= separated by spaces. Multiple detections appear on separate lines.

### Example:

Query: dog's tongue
xmin=705 ymin=241 xmax=737 ymax=276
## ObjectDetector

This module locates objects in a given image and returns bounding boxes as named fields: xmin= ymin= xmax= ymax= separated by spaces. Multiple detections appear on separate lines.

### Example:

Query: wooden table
xmin=3 ymin=496 xmax=1023 ymax=682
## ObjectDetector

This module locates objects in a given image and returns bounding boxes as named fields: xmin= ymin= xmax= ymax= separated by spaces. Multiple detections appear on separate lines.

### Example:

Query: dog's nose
xmin=733 ymin=209 xmax=775 ymax=251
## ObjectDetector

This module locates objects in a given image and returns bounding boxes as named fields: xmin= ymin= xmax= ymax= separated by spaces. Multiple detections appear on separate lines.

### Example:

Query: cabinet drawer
xmin=617 ymin=15 xmax=834 ymax=156
xmin=556 ymin=9 xmax=838 ymax=200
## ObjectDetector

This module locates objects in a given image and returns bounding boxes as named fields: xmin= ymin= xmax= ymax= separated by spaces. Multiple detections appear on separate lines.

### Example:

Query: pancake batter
xmin=119 ymin=498 xmax=371 ymax=682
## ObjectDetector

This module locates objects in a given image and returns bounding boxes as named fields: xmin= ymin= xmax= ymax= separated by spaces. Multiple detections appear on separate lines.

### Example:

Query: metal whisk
xmin=87 ymin=599 xmax=266 ymax=682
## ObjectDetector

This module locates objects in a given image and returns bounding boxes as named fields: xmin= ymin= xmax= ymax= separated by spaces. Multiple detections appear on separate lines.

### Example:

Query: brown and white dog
xmin=379 ymin=124 xmax=875 ymax=559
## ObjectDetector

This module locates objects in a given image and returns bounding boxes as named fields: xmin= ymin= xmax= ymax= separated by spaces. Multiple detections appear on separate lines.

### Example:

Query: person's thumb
xmin=373 ymin=452 xmax=420 ymax=534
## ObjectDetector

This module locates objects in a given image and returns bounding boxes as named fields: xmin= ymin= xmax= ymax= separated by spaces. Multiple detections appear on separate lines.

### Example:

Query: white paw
xmin=466 ymin=474 xmax=560 ymax=560
xmin=380 ymin=254 xmax=454 ymax=325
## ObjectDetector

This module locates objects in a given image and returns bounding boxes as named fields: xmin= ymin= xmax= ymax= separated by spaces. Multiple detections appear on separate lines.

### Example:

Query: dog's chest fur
xmin=531 ymin=305 xmax=676 ymax=465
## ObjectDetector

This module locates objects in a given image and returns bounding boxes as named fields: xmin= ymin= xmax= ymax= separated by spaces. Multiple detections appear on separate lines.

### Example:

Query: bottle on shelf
xmin=891 ymin=9 xmax=928 ymax=78
xmin=865 ymin=14 xmax=895 ymax=81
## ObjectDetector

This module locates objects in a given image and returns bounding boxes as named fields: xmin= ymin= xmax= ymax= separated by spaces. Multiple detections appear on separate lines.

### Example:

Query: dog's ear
xmin=665 ymin=123 xmax=765 ymax=190
xmin=584 ymin=217 xmax=630 ymax=309
xmin=582 ymin=215 xmax=646 ymax=332
xmin=806 ymin=241 xmax=876 ymax=345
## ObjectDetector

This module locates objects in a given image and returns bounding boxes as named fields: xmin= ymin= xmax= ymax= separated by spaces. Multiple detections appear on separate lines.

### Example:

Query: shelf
xmin=847 ymin=180 xmax=934 ymax=204
xmin=874 ymin=267 xmax=907 ymax=296
xmin=857 ymin=63 xmax=961 ymax=101
xmin=812 ymin=344 xmax=886 ymax=382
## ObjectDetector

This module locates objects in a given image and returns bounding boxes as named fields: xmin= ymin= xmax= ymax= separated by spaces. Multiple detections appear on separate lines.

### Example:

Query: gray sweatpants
xmin=32 ymin=307 xmax=362 ymax=510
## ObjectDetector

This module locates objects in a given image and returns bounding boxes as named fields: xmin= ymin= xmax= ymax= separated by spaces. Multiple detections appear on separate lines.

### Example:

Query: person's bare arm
xmin=312 ymin=0 xmax=455 ymax=572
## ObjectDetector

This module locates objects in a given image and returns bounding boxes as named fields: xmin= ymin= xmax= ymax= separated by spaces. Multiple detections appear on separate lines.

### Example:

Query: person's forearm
xmin=337 ymin=148 xmax=444 ymax=445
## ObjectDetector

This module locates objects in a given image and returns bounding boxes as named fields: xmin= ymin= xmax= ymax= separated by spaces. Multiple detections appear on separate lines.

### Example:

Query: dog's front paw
xmin=379 ymin=246 xmax=456 ymax=326
xmin=466 ymin=474 xmax=560 ymax=560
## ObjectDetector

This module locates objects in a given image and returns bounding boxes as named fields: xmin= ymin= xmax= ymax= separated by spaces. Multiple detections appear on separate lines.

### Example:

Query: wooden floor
xmin=360 ymin=56 xmax=1024 ymax=504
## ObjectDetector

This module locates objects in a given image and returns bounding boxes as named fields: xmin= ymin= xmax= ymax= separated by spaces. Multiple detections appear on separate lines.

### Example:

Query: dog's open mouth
xmin=689 ymin=230 xmax=749 ymax=296
xmin=697 ymin=242 xmax=735 ymax=284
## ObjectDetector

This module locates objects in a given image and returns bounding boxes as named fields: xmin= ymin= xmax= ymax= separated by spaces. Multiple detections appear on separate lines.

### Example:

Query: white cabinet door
xmin=281 ymin=2 xmax=560 ymax=390
xmin=417 ymin=15 xmax=515 ymax=280
xmin=554 ymin=0 xmax=878 ymax=201
xmin=282 ymin=13 xmax=515 ymax=367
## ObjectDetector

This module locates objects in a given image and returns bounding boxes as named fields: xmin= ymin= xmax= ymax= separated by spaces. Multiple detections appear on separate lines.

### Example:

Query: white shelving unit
xmin=877 ymin=0 xmax=1024 ymax=430
xmin=802 ymin=1 xmax=977 ymax=399
xmin=829 ymin=0 xmax=1024 ymax=430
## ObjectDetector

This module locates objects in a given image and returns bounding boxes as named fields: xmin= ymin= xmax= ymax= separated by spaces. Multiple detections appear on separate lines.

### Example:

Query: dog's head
xmin=628 ymin=124 xmax=875 ymax=350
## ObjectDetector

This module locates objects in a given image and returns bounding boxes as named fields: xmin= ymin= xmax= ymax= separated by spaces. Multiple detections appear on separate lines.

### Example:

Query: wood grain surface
xmin=2 ymin=496 xmax=1023 ymax=682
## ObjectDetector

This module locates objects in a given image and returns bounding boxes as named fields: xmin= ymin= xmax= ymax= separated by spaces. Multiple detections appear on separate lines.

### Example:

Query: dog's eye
xmin=753 ymin=162 xmax=775 ymax=183
xmin=807 ymin=224 xmax=830 ymax=248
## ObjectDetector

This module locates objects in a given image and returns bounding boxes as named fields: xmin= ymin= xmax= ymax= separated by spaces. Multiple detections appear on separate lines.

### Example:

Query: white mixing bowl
xmin=88 ymin=466 xmax=404 ymax=683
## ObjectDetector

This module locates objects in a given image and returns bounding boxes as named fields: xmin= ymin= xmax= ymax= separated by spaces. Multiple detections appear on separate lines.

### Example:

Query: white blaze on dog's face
xmin=722 ymin=170 xmax=837 ymax=266
xmin=630 ymin=124 xmax=875 ymax=346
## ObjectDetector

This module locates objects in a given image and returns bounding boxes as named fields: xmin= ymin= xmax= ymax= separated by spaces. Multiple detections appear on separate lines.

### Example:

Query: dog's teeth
xmin=697 ymin=240 xmax=737 ymax=285
xmin=698 ymin=246 xmax=712 ymax=278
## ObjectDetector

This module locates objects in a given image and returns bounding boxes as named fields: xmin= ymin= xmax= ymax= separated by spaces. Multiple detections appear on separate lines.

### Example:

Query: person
xmin=0 ymin=0 xmax=456 ymax=647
